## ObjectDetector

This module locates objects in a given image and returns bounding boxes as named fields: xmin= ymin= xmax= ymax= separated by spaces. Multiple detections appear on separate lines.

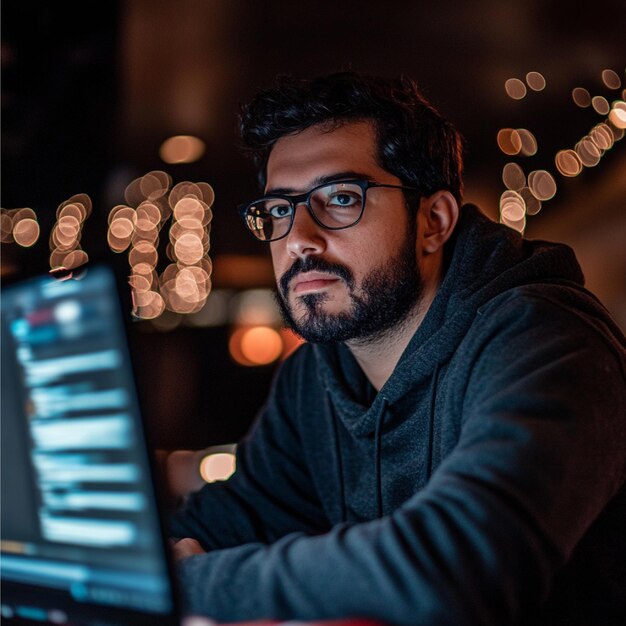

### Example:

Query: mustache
xmin=279 ymin=256 xmax=354 ymax=296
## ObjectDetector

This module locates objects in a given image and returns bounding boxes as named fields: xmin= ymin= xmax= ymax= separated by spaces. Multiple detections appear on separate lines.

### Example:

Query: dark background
xmin=2 ymin=0 xmax=625 ymax=449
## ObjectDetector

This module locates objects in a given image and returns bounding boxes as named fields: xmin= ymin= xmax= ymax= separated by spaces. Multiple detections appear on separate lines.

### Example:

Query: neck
xmin=346 ymin=279 xmax=438 ymax=391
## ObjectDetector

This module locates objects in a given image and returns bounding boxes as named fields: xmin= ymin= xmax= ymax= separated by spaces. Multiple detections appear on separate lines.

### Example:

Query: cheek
xmin=270 ymin=244 xmax=287 ymax=281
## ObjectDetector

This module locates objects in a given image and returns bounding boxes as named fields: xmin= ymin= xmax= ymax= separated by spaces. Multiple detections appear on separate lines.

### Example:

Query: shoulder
xmin=474 ymin=283 xmax=625 ymax=362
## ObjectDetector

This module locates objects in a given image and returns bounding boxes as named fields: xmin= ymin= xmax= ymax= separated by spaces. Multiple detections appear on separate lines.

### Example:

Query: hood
xmin=314 ymin=204 xmax=594 ymax=434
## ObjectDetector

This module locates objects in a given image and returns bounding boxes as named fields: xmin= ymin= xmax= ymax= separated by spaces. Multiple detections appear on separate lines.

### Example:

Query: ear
xmin=418 ymin=190 xmax=459 ymax=255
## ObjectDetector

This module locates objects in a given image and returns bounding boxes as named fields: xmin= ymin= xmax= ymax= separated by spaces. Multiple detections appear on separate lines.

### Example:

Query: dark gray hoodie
xmin=171 ymin=205 xmax=626 ymax=625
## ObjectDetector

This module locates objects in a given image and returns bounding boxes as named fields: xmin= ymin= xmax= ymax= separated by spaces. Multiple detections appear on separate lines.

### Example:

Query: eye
xmin=327 ymin=191 xmax=361 ymax=207
xmin=268 ymin=203 xmax=292 ymax=219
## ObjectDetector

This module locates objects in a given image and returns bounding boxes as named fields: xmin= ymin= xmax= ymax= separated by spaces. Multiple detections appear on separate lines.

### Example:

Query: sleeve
xmin=169 ymin=347 xmax=331 ymax=550
xmin=174 ymin=296 xmax=626 ymax=626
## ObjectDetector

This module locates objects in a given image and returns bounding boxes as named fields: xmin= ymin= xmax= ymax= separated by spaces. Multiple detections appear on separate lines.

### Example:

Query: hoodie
xmin=170 ymin=205 xmax=626 ymax=625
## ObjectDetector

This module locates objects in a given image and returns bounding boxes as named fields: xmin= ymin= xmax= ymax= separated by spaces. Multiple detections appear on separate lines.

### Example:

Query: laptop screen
xmin=1 ymin=265 xmax=178 ymax=625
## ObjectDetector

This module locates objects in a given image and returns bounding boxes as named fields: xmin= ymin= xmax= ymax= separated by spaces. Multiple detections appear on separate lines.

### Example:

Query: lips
xmin=291 ymin=272 xmax=342 ymax=294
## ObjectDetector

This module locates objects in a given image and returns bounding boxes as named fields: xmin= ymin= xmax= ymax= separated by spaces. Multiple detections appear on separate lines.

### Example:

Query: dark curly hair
xmin=239 ymin=71 xmax=464 ymax=204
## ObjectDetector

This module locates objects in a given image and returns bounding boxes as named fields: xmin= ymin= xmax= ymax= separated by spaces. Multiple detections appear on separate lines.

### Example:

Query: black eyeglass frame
xmin=238 ymin=179 xmax=421 ymax=243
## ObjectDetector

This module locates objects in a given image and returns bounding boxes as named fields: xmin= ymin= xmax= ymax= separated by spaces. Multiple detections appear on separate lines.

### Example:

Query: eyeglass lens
xmin=244 ymin=182 xmax=366 ymax=241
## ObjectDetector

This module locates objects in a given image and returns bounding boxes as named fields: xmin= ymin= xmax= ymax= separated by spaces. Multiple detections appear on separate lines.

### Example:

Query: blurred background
xmin=2 ymin=0 xmax=625 ymax=453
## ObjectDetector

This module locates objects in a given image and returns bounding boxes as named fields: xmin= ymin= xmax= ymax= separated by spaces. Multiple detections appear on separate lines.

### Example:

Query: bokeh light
xmin=232 ymin=289 xmax=282 ymax=326
xmin=49 ymin=194 xmax=91 ymax=271
xmin=199 ymin=453 xmax=236 ymax=483
xmin=12 ymin=217 xmax=40 ymax=247
xmin=497 ymin=128 xmax=522 ymax=155
xmin=520 ymin=187 xmax=542 ymax=216
xmin=499 ymin=190 xmax=526 ymax=222
xmin=502 ymin=163 xmax=526 ymax=191
xmin=525 ymin=71 xmax=546 ymax=91
xmin=591 ymin=96 xmax=610 ymax=115
xmin=0 ymin=210 xmax=15 ymax=243
xmin=601 ymin=69 xmax=621 ymax=90
xmin=159 ymin=135 xmax=206 ymax=164
xmin=505 ymin=78 xmax=527 ymax=100
xmin=575 ymin=137 xmax=602 ymax=167
xmin=555 ymin=149 xmax=583 ymax=177
xmin=609 ymin=101 xmax=626 ymax=129
xmin=528 ymin=170 xmax=557 ymax=201
xmin=229 ymin=326 xmax=284 ymax=366
xmin=572 ymin=87 xmax=591 ymax=108
xmin=517 ymin=129 xmax=538 ymax=156
xmin=110 ymin=174 xmax=214 ymax=320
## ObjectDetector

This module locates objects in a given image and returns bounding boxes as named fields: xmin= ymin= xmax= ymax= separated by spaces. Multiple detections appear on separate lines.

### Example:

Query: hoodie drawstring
xmin=329 ymin=396 xmax=347 ymax=523
xmin=425 ymin=363 xmax=440 ymax=478
xmin=374 ymin=398 xmax=388 ymax=518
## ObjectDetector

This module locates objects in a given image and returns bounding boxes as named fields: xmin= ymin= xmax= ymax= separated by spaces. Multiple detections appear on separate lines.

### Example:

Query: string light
xmin=572 ymin=87 xmax=591 ymax=108
xmin=106 ymin=172 xmax=215 ymax=320
xmin=49 ymin=194 xmax=91 ymax=271
xmin=601 ymin=69 xmax=621 ymax=90
xmin=525 ymin=71 xmax=546 ymax=92
xmin=499 ymin=67 xmax=625 ymax=234
xmin=505 ymin=78 xmax=527 ymax=100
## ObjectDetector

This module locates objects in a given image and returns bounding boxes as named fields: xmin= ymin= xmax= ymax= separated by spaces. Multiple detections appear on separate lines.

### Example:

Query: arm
xmin=174 ymin=296 xmax=626 ymax=625
xmin=169 ymin=348 xmax=331 ymax=550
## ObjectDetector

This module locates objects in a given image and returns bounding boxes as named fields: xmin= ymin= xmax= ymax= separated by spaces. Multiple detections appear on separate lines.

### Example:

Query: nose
xmin=284 ymin=202 xmax=326 ymax=259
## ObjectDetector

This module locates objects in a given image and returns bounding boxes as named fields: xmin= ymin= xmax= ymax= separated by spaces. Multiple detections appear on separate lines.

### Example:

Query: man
xmin=170 ymin=72 xmax=626 ymax=625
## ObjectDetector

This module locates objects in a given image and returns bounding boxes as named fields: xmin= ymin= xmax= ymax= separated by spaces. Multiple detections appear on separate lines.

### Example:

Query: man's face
xmin=266 ymin=120 xmax=423 ymax=344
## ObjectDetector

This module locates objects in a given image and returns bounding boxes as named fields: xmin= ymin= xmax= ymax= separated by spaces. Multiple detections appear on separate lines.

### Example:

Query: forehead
xmin=265 ymin=120 xmax=391 ymax=192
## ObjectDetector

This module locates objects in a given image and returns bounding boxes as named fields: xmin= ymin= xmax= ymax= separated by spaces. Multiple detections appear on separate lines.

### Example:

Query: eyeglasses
xmin=239 ymin=179 xmax=420 ymax=242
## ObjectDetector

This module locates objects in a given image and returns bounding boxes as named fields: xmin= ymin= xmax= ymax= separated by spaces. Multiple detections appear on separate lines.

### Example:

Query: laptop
xmin=1 ymin=264 xmax=182 ymax=625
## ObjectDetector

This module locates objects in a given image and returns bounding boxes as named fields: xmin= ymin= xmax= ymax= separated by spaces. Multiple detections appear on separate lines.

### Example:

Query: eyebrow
xmin=265 ymin=171 xmax=374 ymax=196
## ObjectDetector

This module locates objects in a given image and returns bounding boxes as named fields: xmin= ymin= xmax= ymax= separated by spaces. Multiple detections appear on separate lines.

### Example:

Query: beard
xmin=275 ymin=224 xmax=423 ymax=345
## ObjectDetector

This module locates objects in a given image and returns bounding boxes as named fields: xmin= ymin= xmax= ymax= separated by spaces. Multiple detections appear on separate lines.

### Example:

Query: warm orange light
xmin=199 ymin=453 xmax=236 ymax=483
xmin=575 ymin=137 xmax=602 ymax=167
xmin=139 ymin=170 xmax=172 ymax=200
xmin=241 ymin=326 xmax=283 ymax=365
xmin=174 ymin=232 xmax=204 ymax=265
xmin=601 ymin=69 xmax=621 ymax=90
xmin=173 ymin=197 xmax=206 ymax=222
xmin=517 ymin=129 xmax=538 ymax=156
xmin=0 ymin=210 xmax=14 ymax=243
xmin=108 ymin=205 xmax=136 ymax=225
xmin=525 ymin=71 xmax=546 ymax=92
xmin=136 ymin=202 xmax=162 ymax=228
xmin=229 ymin=326 xmax=283 ymax=366
xmin=196 ymin=182 xmax=216 ymax=207
xmin=132 ymin=290 xmax=165 ymax=320
xmin=499 ymin=191 xmax=526 ymax=222
xmin=159 ymin=135 xmax=206 ymax=164
xmin=520 ymin=187 xmax=542 ymax=216
xmin=505 ymin=78 xmax=527 ymax=100
xmin=62 ymin=249 xmax=89 ymax=270
xmin=528 ymin=170 xmax=557 ymax=201
xmin=555 ymin=149 xmax=583 ymax=177
xmin=589 ymin=123 xmax=614 ymax=150
xmin=502 ymin=163 xmax=526 ymax=191
xmin=58 ymin=203 xmax=87 ymax=223
xmin=128 ymin=273 xmax=153 ymax=294
xmin=12 ymin=218 xmax=40 ymax=247
xmin=592 ymin=96 xmax=610 ymax=116
xmin=572 ymin=87 xmax=591 ymax=108
xmin=129 ymin=241 xmax=158 ymax=269
xmin=501 ymin=214 xmax=526 ymax=234
xmin=608 ymin=102 xmax=626 ymax=130
xmin=280 ymin=328 xmax=305 ymax=360
xmin=497 ymin=129 xmax=522 ymax=155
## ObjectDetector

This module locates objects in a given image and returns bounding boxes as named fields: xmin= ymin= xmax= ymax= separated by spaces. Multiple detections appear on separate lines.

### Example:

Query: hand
xmin=170 ymin=537 xmax=206 ymax=562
